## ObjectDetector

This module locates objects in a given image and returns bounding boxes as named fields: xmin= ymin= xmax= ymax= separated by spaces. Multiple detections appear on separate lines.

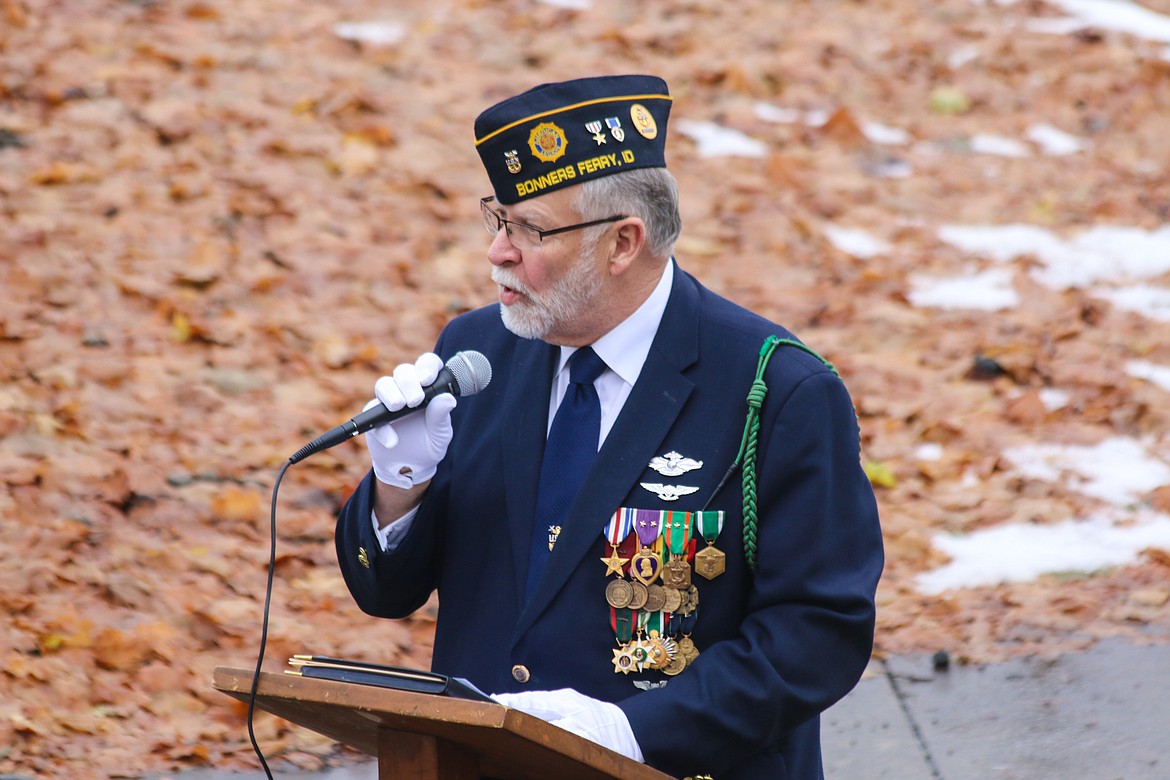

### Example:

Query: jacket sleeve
xmin=617 ymin=369 xmax=884 ymax=777
xmin=335 ymin=469 xmax=447 ymax=619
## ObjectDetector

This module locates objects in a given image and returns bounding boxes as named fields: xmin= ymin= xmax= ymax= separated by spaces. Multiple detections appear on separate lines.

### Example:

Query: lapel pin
xmin=649 ymin=450 xmax=703 ymax=477
xmin=640 ymin=483 xmax=700 ymax=502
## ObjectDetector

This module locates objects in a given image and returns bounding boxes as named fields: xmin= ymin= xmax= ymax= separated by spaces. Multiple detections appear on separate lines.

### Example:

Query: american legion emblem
xmin=527 ymin=121 xmax=568 ymax=163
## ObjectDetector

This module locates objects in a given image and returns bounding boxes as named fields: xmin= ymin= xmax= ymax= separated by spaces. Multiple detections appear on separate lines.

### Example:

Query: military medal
xmin=612 ymin=646 xmax=638 ymax=675
xmin=644 ymin=584 xmax=667 ymax=613
xmin=661 ymin=586 xmax=683 ymax=614
xmin=629 ymin=509 xmax=663 ymax=585
xmin=611 ymin=608 xmax=637 ymax=674
xmin=600 ymin=509 xmax=634 ymax=577
xmin=677 ymin=635 xmax=700 ymax=664
xmin=644 ymin=628 xmax=676 ymax=670
xmin=694 ymin=510 xmax=726 ymax=580
xmin=605 ymin=578 xmax=633 ymax=609
xmin=662 ymin=510 xmax=693 ymax=589
xmin=626 ymin=580 xmax=649 ymax=610
xmin=677 ymin=584 xmax=700 ymax=616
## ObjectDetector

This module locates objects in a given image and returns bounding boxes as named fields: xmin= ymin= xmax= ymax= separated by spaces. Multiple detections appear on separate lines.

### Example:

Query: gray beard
xmin=494 ymin=254 xmax=603 ymax=341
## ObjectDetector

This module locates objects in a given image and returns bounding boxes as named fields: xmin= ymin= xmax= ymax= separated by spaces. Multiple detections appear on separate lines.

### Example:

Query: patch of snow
xmin=862 ymin=122 xmax=912 ymax=145
xmin=1026 ymin=123 xmax=1087 ymax=155
xmin=333 ymin=21 xmax=406 ymax=46
xmin=918 ymin=510 xmax=1170 ymax=593
xmin=1032 ymin=0 xmax=1170 ymax=44
xmin=915 ymin=443 xmax=945 ymax=461
xmin=1127 ymin=360 xmax=1170 ymax=392
xmin=824 ymin=226 xmax=891 ymax=258
xmin=971 ymin=133 xmax=1030 ymax=158
xmin=908 ymin=268 xmax=1019 ymax=310
xmin=1097 ymin=285 xmax=1170 ymax=321
xmin=1039 ymin=388 xmax=1072 ymax=411
xmin=1004 ymin=437 xmax=1170 ymax=505
xmin=674 ymin=120 xmax=768 ymax=158
xmin=937 ymin=224 xmax=1170 ymax=290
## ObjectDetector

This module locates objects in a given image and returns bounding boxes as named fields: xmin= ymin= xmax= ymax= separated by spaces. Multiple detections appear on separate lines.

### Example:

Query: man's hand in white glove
xmin=365 ymin=352 xmax=456 ymax=490
xmin=491 ymin=689 xmax=644 ymax=763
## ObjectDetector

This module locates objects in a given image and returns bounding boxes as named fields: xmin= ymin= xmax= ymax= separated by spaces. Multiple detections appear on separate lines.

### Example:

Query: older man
xmin=336 ymin=74 xmax=883 ymax=779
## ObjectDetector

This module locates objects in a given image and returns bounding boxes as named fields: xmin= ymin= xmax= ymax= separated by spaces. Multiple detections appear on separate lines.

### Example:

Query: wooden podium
xmin=214 ymin=667 xmax=674 ymax=780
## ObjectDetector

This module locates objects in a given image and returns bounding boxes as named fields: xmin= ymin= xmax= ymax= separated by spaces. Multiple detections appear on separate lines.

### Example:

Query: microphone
xmin=289 ymin=350 xmax=492 ymax=464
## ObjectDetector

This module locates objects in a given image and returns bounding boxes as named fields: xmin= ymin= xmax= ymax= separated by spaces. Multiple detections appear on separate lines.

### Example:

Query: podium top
xmin=214 ymin=666 xmax=673 ymax=780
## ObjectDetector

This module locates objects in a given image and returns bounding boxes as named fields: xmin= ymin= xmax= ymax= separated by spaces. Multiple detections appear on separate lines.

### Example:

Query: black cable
xmin=246 ymin=458 xmax=293 ymax=780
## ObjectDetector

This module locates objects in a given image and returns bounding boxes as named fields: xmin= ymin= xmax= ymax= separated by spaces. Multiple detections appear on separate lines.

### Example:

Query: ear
xmin=606 ymin=217 xmax=647 ymax=277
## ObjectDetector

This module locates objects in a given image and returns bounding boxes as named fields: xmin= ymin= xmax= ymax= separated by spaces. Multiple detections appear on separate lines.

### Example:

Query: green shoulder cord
xmin=703 ymin=335 xmax=841 ymax=572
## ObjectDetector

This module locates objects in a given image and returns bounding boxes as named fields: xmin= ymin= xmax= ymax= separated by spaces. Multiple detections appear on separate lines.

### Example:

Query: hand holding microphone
xmin=289 ymin=350 xmax=491 ymax=470
xmin=366 ymin=353 xmax=457 ymax=489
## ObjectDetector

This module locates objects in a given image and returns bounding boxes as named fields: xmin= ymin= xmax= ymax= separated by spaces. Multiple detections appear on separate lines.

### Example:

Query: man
xmin=336 ymin=74 xmax=883 ymax=779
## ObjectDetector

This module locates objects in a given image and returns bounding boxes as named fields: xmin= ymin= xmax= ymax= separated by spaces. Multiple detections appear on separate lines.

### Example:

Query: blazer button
xmin=511 ymin=664 xmax=531 ymax=684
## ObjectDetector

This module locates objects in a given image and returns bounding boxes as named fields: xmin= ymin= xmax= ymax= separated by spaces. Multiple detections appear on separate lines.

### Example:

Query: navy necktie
xmin=525 ymin=346 xmax=606 ymax=600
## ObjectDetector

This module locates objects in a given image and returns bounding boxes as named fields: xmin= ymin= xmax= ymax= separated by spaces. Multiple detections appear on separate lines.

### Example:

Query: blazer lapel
xmin=501 ymin=339 xmax=559 ymax=601
xmin=514 ymin=265 xmax=701 ymax=641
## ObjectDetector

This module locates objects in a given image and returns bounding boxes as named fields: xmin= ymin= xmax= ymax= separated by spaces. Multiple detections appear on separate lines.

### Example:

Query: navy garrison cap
xmin=474 ymin=74 xmax=672 ymax=205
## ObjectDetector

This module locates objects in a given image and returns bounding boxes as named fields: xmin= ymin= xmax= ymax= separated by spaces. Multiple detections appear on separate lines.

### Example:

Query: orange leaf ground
xmin=2 ymin=0 xmax=1169 ymax=775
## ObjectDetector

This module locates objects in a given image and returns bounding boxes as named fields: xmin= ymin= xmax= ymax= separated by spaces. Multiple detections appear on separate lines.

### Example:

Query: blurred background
xmin=2 ymin=0 xmax=1169 ymax=776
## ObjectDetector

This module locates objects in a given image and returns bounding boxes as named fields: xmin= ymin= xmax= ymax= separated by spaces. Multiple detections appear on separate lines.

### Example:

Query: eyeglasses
xmin=480 ymin=196 xmax=627 ymax=251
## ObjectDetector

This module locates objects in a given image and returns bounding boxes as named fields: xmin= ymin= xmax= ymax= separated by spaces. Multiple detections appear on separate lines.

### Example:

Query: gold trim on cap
xmin=476 ymin=93 xmax=672 ymax=147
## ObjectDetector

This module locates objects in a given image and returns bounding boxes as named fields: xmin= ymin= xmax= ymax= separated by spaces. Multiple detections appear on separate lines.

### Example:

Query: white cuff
xmin=371 ymin=506 xmax=420 ymax=552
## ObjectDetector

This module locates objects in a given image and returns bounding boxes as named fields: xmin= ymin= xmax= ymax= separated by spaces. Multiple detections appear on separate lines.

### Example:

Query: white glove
xmin=365 ymin=353 xmax=456 ymax=489
xmin=491 ymin=689 xmax=644 ymax=763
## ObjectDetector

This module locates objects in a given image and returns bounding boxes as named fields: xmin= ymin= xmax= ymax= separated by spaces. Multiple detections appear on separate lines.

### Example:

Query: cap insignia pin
xmin=630 ymin=104 xmax=658 ymax=139
xmin=605 ymin=117 xmax=625 ymax=142
xmin=504 ymin=149 xmax=521 ymax=174
xmin=528 ymin=121 xmax=568 ymax=163
xmin=585 ymin=120 xmax=607 ymax=145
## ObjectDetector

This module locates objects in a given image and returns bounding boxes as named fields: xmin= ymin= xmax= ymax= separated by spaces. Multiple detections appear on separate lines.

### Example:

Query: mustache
xmin=492 ymin=268 xmax=531 ymax=296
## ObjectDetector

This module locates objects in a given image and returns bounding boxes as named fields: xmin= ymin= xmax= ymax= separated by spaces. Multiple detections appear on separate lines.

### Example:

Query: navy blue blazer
xmin=336 ymin=263 xmax=883 ymax=779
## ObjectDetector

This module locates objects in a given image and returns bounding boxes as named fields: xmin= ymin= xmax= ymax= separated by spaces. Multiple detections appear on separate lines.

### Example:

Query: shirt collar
xmin=556 ymin=258 xmax=674 ymax=385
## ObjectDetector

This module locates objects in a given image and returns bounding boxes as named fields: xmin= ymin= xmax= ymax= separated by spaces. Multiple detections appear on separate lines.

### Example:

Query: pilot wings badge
xmin=640 ymin=483 xmax=700 ymax=502
xmin=649 ymin=451 xmax=703 ymax=477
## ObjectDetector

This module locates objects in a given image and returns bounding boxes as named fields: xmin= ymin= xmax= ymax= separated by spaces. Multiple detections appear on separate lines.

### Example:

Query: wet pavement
xmin=168 ymin=637 xmax=1169 ymax=779
xmin=823 ymin=636 xmax=1169 ymax=780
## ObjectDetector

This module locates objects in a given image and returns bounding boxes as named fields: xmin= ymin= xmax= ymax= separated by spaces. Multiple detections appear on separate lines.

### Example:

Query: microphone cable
xmin=246 ymin=458 xmax=291 ymax=780
xmin=242 ymin=351 xmax=491 ymax=775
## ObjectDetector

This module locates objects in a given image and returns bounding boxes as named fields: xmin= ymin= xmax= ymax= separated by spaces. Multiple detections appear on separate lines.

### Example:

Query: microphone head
xmin=446 ymin=350 xmax=492 ymax=396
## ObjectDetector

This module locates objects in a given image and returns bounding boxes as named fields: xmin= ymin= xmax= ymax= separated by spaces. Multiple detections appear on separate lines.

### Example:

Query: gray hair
xmin=572 ymin=167 xmax=682 ymax=259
